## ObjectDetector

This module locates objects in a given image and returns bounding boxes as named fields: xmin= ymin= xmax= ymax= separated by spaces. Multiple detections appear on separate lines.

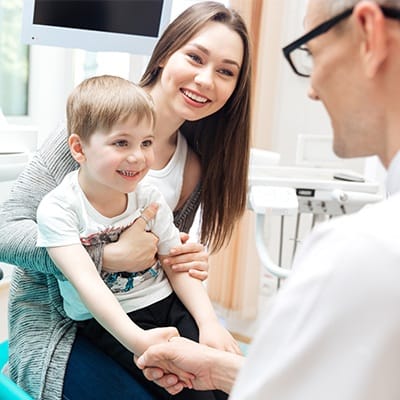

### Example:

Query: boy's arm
xmin=147 ymin=187 xmax=239 ymax=353
xmin=159 ymin=254 xmax=240 ymax=354
xmin=48 ymin=244 xmax=178 ymax=355
xmin=160 ymin=253 xmax=215 ymax=327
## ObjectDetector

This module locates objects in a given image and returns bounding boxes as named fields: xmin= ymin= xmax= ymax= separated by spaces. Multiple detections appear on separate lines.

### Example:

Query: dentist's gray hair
xmin=326 ymin=0 xmax=400 ymax=16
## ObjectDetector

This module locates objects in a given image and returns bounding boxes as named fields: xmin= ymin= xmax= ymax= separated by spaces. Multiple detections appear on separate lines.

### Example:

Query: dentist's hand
xmin=136 ymin=337 xmax=244 ymax=395
xmin=136 ymin=337 xmax=213 ymax=394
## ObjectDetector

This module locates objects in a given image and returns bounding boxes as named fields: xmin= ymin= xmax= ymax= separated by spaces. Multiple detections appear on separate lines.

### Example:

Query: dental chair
xmin=0 ymin=267 xmax=33 ymax=400
xmin=0 ymin=341 xmax=33 ymax=399
xmin=248 ymin=152 xmax=383 ymax=281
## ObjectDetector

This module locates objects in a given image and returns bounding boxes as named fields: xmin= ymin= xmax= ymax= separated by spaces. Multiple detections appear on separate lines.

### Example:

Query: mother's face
xmin=155 ymin=21 xmax=244 ymax=122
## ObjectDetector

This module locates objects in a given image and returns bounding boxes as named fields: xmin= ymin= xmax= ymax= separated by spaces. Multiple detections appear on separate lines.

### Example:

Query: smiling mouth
xmin=181 ymin=89 xmax=210 ymax=104
xmin=117 ymin=170 xmax=140 ymax=177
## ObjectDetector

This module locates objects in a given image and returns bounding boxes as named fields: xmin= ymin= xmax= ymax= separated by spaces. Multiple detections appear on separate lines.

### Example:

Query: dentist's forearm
xmin=209 ymin=349 xmax=245 ymax=394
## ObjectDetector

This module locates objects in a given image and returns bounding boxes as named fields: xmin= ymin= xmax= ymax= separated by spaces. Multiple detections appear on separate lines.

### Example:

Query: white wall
xmin=263 ymin=0 xmax=364 ymax=173
xmin=0 ymin=264 xmax=11 ymax=341
xmin=0 ymin=181 xmax=14 ymax=341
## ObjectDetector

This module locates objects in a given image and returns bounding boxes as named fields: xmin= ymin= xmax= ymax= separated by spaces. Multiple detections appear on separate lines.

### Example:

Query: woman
xmin=0 ymin=2 xmax=252 ymax=399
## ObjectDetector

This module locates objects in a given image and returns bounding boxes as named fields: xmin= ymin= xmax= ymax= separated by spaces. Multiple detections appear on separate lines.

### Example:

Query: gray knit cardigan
xmin=0 ymin=124 xmax=201 ymax=400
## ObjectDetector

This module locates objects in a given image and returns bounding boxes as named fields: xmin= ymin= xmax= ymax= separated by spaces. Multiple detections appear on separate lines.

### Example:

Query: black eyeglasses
xmin=282 ymin=6 xmax=400 ymax=78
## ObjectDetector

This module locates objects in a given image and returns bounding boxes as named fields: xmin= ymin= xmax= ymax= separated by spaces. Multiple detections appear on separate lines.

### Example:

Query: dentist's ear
xmin=68 ymin=133 xmax=86 ymax=163
xmin=354 ymin=1 xmax=389 ymax=78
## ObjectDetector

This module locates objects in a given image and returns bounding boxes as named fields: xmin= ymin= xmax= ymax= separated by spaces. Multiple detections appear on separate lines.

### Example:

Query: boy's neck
xmin=77 ymin=169 xmax=128 ymax=218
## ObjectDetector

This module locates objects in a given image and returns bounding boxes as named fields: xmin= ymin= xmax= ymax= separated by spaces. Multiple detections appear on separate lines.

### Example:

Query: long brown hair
xmin=140 ymin=1 xmax=252 ymax=252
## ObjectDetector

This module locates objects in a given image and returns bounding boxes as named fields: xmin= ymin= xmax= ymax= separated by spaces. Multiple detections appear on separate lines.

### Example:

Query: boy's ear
xmin=68 ymin=133 xmax=86 ymax=163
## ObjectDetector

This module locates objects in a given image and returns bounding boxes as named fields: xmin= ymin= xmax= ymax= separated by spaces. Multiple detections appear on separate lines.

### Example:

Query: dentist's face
xmin=306 ymin=0 xmax=382 ymax=160
xmin=153 ymin=21 xmax=243 ymax=123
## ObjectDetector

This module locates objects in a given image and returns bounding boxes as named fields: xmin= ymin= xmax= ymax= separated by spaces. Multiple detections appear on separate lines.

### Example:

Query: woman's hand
xmin=162 ymin=233 xmax=209 ymax=281
xmin=102 ymin=204 xmax=159 ymax=273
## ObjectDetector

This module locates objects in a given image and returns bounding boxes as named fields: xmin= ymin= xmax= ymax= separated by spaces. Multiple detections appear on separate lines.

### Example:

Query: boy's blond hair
xmin=67 ymin=75 xmax=156 ymax=141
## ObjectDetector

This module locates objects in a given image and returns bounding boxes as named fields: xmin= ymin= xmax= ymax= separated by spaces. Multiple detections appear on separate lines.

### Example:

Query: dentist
xmin=138 ymin=1 xmax=400 ymax=399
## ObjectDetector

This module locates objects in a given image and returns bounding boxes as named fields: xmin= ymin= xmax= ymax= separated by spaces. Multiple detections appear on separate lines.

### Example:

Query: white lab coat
xmin=231 ymin=152 xmax=400 ymax=400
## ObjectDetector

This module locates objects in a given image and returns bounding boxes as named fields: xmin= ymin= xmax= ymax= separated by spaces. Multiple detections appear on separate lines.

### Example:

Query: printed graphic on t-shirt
xmin=81 ymin=222 xmax=161 ymax=294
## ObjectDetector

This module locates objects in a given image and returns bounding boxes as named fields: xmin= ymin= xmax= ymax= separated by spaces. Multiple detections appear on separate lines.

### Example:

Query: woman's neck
xmin=146 ymin=84 xmax=185 ymax=170
xmin=151 ymin=128 xmax=179 ymax=170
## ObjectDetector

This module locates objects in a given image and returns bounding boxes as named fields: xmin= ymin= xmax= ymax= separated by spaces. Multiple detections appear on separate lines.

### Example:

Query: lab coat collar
xmin=386 ymin=150 xmax=400 ymax=196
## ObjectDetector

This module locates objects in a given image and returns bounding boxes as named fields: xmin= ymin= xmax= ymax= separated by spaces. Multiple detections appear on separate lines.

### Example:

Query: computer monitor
xmin=21 ymin=0 xmax=173 ymax=55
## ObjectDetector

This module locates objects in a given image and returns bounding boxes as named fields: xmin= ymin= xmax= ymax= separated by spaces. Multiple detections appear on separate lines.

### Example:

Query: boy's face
xmin=76 ymin=115 xmax=155 ymax=197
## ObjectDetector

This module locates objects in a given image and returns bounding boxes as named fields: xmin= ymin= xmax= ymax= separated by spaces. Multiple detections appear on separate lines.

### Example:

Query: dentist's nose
xmin=308 ymin=84 xmax=319 ymax=101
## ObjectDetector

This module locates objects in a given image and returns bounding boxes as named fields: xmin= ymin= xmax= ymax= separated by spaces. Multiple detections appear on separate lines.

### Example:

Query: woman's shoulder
xmin=36 ymin=121 xmax=78 ymax=179
xmin=38 ymin=121 xmax=69 ymax=154
xmin=38 ymin=171 xmax=80 ymax=213
xmin=176 ymin=147 xmax=201 ymax=210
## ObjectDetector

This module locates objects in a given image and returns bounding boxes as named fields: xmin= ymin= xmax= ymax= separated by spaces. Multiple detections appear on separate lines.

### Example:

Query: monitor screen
xmin=22 ymin=0 xmax=173 ymax=55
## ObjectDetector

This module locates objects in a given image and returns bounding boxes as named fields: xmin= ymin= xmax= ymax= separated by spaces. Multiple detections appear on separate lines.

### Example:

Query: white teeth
xmin=119 ymin=170 xmax=137 ymax=177
xmin=183 ymin=90 xmax=208 ymax=103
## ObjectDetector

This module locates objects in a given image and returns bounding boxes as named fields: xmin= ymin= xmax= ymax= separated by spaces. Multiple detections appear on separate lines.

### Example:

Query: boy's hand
xmin=199 ymin=321 xmax=242 ymax=355
xmin=135 ymin=326 xmax=180 ymax=357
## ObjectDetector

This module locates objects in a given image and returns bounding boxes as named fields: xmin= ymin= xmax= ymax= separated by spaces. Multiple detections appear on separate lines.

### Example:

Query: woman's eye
xmin=187 ymin=53 xmax=203 ymax=64
xmin=141 ymin=140 xmax=153 ymax=148
xmin=114 ymin=140 xmax=128 ymax=147
xmin=218 ymin=68 xmax=234 ymax=77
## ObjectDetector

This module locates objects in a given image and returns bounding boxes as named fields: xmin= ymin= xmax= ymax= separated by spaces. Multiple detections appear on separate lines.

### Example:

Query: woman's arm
xmin=103 ymin=200 xmax=210 ymax=280
xmin=102 ymin=204 xmax=160 ymax=272
xmin=0 ymin=127 xmax=75 ymax=276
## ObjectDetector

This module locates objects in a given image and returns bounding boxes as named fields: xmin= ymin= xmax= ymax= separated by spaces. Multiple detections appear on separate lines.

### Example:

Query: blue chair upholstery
xmin=0 ymin=340 xmax=33 ymax=399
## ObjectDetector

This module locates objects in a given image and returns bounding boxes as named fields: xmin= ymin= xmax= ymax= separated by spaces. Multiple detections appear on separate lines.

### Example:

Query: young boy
xmin=36 ymin=75 xmax=238 ymax=399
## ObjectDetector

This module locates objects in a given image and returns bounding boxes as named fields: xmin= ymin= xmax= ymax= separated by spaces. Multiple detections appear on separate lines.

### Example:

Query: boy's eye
xmin=141 ymin=139 xmax=153 ymax=148
xmin=114 ymin=140 xmax=128 ymax=147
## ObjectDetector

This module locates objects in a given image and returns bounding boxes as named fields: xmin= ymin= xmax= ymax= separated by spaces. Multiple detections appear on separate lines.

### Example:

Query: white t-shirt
xmin=37 ymin=170 xmax=181 ymax=321
xmin=145 ymin=131 xmax=188 ymax=211
xmin=231 ymin=154 xmax=400 ymax=400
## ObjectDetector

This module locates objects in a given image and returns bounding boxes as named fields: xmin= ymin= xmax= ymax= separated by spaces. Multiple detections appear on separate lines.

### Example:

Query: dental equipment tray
xmin=248 ymin=166 xmax=383 ymax=279
xmin=249 ymin=166 xmax=382 ymax=216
